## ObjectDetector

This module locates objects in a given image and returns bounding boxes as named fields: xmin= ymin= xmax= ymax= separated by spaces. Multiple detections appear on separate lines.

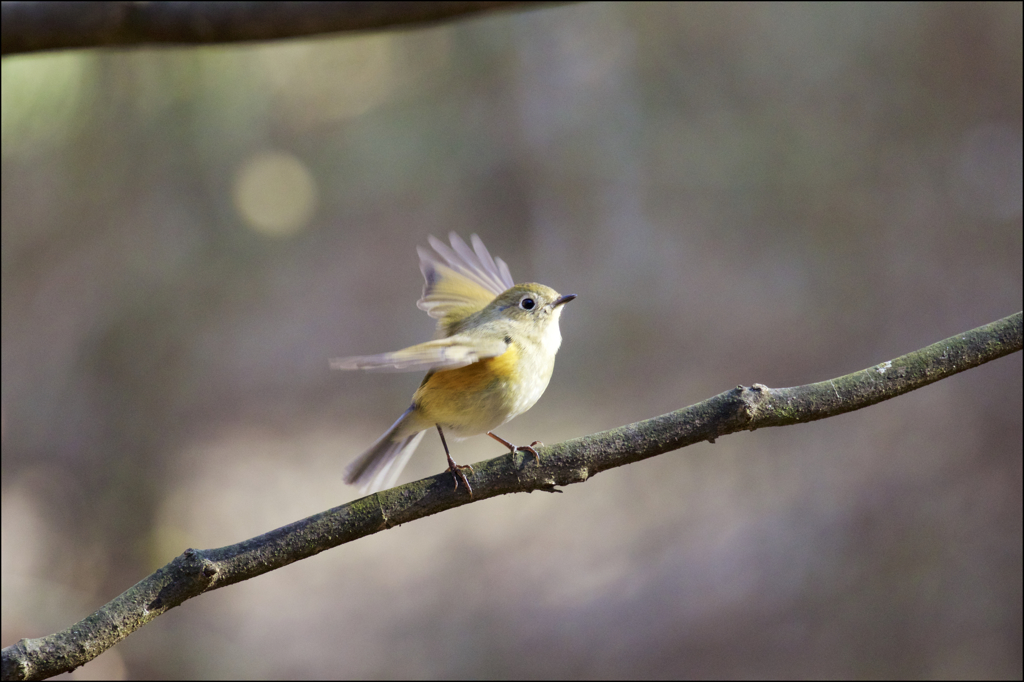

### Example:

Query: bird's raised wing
xmin=330 ymin=333 xmax=509 ymax=373
xmin=417 ymin=233 xmax=515 ymax=334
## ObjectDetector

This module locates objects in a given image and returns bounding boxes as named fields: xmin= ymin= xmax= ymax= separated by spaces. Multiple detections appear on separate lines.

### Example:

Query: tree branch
xmin=1 ymin=1 xmax=559 ymax=56
xmin=2 ymin=311 xmax=1020 ymax=681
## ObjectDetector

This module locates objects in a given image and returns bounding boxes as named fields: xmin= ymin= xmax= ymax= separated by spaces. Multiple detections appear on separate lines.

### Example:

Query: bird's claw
xmin=487 ymin=431 xmax=544 ymax=466
xmin=446 ymin=455 xmax=474 ymax=497
xmin=515 ymin=444 xmax=540 ymax=464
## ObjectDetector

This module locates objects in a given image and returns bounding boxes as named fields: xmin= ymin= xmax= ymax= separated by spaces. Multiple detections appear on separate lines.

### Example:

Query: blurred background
xmin=2 ymin=2 xmax=1021 ymax=678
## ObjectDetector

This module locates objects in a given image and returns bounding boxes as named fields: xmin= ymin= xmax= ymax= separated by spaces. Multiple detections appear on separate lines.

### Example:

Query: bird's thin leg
xmin=487 ymin=431 xmax=540 ymax=464
xmin=437 ymin=425 xmax=473 ymax=496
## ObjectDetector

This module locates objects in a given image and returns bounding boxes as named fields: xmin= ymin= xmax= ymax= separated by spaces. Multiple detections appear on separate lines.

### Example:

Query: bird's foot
xmin=487 ymin=432 xmax=542 ymax=464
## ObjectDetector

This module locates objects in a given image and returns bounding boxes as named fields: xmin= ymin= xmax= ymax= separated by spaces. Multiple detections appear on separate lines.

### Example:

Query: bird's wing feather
xmin=417 ymin=233 xmax=515 ymax=332
xmin=330 ymin=333 xmax=508 ymax=373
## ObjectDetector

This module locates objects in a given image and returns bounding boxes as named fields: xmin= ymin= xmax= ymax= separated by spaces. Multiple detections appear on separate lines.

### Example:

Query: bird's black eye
xmin=519 ymin=295 xmax=536 ymax=310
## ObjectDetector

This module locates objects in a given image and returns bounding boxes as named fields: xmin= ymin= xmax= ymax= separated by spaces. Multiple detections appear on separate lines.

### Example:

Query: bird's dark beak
xmin=553 ymin=294 xmax=577 ymax=307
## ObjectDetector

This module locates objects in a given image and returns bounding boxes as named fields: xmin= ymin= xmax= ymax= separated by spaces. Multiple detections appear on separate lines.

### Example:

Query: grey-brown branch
xmin=2 ymin=311 xmax=1020 ymax=681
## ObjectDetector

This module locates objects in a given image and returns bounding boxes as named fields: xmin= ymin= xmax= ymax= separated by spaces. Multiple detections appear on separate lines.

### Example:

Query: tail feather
xmin=344 ymin=407 xmax=426 ymax=494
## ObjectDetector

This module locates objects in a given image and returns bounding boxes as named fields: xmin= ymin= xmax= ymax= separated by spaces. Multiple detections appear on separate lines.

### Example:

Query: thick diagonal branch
xmin=2 ymin=311 xmax=1020 ymax=681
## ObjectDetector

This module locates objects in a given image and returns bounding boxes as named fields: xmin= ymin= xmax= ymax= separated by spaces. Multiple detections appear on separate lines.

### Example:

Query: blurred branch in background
xmin=0 ymin=1 xmax=561 ymax=56
xmin=3 ymin=312 xmax=1019 ymax=682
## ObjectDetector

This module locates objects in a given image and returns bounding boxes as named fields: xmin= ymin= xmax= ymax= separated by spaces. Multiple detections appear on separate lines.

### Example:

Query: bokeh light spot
xmin=1 ymin=53 xmax=93 ymax=159
xmin=233 ymin=151 xmax=318 ymax=237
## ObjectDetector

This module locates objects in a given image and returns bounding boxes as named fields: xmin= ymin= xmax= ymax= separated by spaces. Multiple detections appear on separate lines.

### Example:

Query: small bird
xmin=331 ymin=233 xmax=575 ymax=495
